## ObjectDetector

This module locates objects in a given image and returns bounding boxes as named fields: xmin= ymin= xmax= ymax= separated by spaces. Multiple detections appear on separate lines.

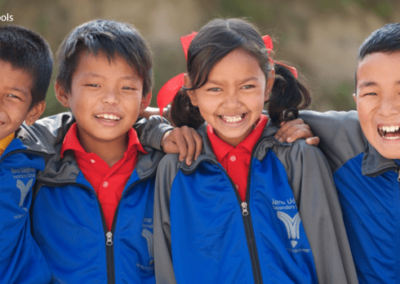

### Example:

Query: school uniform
xmin=301 ymin=110 xmax=400 ymax=284
xmin=154 ymin=115 xmax=358 ymax=284
xmin=8 ymin=112 xmax=171 ymax=284
xmin=0 ymin=132 xmax=51 ymax=284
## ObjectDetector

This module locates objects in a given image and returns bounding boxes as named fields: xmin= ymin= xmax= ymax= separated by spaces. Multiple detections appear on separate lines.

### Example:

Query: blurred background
xmin=1 ymin=0 xmax=399 ymax=117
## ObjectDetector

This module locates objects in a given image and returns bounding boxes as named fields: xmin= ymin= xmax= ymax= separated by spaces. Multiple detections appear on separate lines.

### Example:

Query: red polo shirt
xmin=207 ymin=115 xmax=268 ymax=201
xmin=61 ymin=123 xmax=147 ymax=231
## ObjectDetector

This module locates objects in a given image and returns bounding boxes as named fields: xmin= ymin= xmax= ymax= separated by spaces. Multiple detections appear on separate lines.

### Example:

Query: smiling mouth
xmin=94 ymin=114 xmax=121 ymax=121
xmin=378 ymin=125 xmax=400 ymax=140
xmin=220 ymin=114 xmax=245 ymax=123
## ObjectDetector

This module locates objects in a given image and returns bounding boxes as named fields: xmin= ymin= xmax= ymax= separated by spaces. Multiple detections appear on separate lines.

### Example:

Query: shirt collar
xmin=0 ymin=132 xmax=15 ymax=157
xmin=207 ymin=114 xmax=268 ymax=161
xmin=61 ymin=123 xmax=147 ymax=158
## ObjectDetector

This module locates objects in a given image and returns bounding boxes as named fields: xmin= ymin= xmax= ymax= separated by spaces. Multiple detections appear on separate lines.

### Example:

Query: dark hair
xmin=56 ymin=19 xmax=153 ymax=97
xmin=169 ymin=18 xmax=311 ymax=128
xmin=358 ymin=23 xmax=400 ymax=61
xmin=355 ymin=23 xmax=400 ymax=89
xmin=0 ymin=25 xmax=53 ymax=108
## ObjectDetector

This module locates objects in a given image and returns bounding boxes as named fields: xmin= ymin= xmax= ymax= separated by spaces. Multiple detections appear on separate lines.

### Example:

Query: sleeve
xmin=134 ymin=115 xmax=174 ymax=150
xmin=0 ymin=155 xmax=51 ymax=284
xmin=153 ymin=154 xmax=180 ymax=284
xmin=275 ymin=141 xmax=358 ymax=284
xmin=299 ymin=110 xmax=365 ymax=172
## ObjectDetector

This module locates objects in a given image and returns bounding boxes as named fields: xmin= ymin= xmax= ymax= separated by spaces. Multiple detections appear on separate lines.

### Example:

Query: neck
xmin=78 ymin=131 xmax=128 ymax=168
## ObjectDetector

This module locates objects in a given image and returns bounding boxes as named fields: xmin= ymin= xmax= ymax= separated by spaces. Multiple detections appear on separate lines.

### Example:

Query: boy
xmin=0 ymin=25 xmax=53 ymax=283
xmin=22 ymin=19 xmax=200 ymax=283
xmin=278 ymin=23 xmax=400 ymax=283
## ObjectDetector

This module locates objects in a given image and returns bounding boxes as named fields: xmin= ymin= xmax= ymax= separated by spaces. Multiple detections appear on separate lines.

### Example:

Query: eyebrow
xmin=207 ymin=76 xmax=260 ymax=85
xmin=358 ymin=80 xmax=400 ymax=88
xmin=82 ymin=73 xmax=141 ymax=82
xmin=9 ymin=87 xmax=28 ymax=97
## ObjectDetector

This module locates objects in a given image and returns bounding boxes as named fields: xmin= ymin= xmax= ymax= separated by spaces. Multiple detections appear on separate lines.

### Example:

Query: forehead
xmin=357 ymin=52 xmax=400 ymax=85
xmin=208 ymin=49 xmax=263 ymax=79
xmin=73 ymin=50 xmax=141 ymax=79
xmin=0 ymin=60 xmax=33 ymax=97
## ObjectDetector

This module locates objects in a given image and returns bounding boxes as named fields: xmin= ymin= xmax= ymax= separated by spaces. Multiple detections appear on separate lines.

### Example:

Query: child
xmin=277 ymin=23 xmax=400 ymax=283
xmin=0 ymin=25 xmax=52 ymax=283
xmin=153 ymin=18 xmax=357 ymax=284
xmin=23 ymin=19 xmax=199 ymax=283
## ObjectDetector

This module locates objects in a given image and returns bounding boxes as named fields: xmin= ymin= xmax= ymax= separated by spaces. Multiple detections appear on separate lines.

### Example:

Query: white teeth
xmin=95 ymin=114 xmax=121 ymax=121
xmin=379 ymin=125 xmax=400 ymax=133
xmin=382 ymin=136 xmax=400 ymax=140
xmin=222 ymin=115 xmax=243 ymax=123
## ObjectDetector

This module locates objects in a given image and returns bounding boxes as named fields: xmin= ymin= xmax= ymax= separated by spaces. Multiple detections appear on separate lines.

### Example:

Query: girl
xmin=153 ymin=18 xmax=357 ymax=284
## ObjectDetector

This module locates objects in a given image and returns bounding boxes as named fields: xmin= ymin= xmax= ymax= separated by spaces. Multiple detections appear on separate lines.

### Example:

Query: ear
xmin=264 ymin=68 xmax=275 ymax=102
xmin=25 ymin=101 xmax=46 ymax=125
xmin=140 ymin=90 xmax=152 ymax=112
xmin=352 ymin=93 xmax=357 ymax=104
xmin=184 ymin=74 xmax=198 ymax=106
xmin=55 ymin=81 xmax=71 ymax=107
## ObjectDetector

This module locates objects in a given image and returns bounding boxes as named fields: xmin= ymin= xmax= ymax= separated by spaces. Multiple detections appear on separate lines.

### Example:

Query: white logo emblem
xmin=141 ymin=228 xmax=154 ymax=265
xmin=277 ymin=212 xmax=301 ymax=248
xmin=16 ymin=179 xmax=33 ymax=211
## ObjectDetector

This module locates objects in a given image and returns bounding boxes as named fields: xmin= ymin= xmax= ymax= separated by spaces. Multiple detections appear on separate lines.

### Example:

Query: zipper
xmin=212 ymin=138 xmax=266 ymax=284
xmin=39 ymin=182 xmax=115 ymax=284
xmin=397 ymin=168 xmax=400 ymax=182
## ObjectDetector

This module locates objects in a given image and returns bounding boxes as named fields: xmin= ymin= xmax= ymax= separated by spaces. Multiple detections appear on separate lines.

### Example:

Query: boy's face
xmin=354 ymin=52 xmax=400 ymax=159
xmin=56 ymin=52 xmax=148 ymax=148
xmin=0 ymin=60 xmax=45 ymax=141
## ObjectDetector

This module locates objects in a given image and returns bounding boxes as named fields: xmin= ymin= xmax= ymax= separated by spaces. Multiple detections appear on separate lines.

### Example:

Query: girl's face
xmin=187 ymin=48 xmax=274 ymax=146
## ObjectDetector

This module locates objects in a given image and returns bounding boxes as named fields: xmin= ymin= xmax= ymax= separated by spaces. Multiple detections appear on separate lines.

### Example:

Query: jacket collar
xmin=34 ymin=112 xmax=163 ymax=185
xmin=362 ymin=140 xmax=398 ymax=177
xmin=180 ymin=120 xmax=290 ymax=174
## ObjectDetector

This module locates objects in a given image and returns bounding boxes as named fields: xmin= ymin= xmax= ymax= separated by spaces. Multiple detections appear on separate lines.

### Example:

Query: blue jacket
xmin=301 ymin=110 xmax=400 ymax=284
xmin=0 ymin=134 xmax=51 ymax=284
xmin=15 ymin=112 xmax=172 ymax=284
xmin=153 ymin=121 xmax=358 ymax=284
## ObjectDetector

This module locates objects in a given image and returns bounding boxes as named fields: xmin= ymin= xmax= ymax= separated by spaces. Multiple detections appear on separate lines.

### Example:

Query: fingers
xmin=160 ymin=127 xmax=204 ymax=166
xmin=191 ymin=128 xmax=203 ymax=161
xmin=275 ymin=119 xmax=315 ymax=143
xmin=306 ymin=136 xmax=320 ymax=146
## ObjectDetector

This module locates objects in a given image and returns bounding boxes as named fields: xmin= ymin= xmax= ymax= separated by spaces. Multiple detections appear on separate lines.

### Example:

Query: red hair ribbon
xmin=157 ymin=33 xmax=297 ymax=115
xmin=262 ymin=35 xmax=298 ymax=78
xmin=157 ymin=32 xmax=198 ymax=114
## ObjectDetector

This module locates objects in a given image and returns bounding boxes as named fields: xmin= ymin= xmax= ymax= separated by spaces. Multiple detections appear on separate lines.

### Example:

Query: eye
xmin=207 ymin=87 xmax=221 ymax=92
xmin=122 ymin=86 xmax=136 ymax=90
xmin=363 ymin=92 xmax=377 ymax=97
xmin=6 ymin=93 xmax=22 ymax=100
xmin=85 ymin=84 xmax=100 ymax=87
xmin=242 ymin=84 xmax=255 ymax=90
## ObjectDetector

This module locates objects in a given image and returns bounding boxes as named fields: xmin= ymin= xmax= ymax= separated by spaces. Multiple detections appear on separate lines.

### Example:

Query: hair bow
xmin=262 ymin=35 xmax=298 ymax=78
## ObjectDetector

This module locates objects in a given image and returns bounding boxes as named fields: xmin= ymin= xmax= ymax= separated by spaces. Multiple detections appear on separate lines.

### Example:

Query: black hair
xmin=169 ymin=18 xmax=311 ymax=128
xmin=358 ymin=23 xmax=400 ymax=61
xmin=56 ymin=19 xmax=153 ymax=97
xmin=0 ymin=25 xmax=53 ymax=108
xmin=355 ymin=23 xmax=400 ymax=89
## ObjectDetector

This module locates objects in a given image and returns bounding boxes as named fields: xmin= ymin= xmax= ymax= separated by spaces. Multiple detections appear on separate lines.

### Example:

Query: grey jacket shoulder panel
xmin=300 ymin=110 xmax=397 ymax=177
xmin=271 ymin=137 xmax=358 ymax=284
xmin=153 ymin=153 xmax=180 ymax=284
xmin=299 ymin=110 xmax=365 ymax=173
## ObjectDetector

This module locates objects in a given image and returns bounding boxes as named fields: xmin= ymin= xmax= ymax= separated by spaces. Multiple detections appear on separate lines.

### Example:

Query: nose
xmin=102 ymin=88 xmax=120 ymax=105
xmin=222 ymin=89 xmax=241 ymax=109
xmin=378 ymin=95 xmax=400 ymax=117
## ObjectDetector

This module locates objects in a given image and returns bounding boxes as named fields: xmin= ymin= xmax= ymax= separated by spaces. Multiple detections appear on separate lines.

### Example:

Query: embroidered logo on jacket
xmin=141 ymin=228 xmax=154 ymax=264
xmin=136 ymin=218 xmax=155 ymax=272
xmin=277 ymin=211 xmax=301 ymax=248
xmin=16 ymin=179 xmax=33 ymax=211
